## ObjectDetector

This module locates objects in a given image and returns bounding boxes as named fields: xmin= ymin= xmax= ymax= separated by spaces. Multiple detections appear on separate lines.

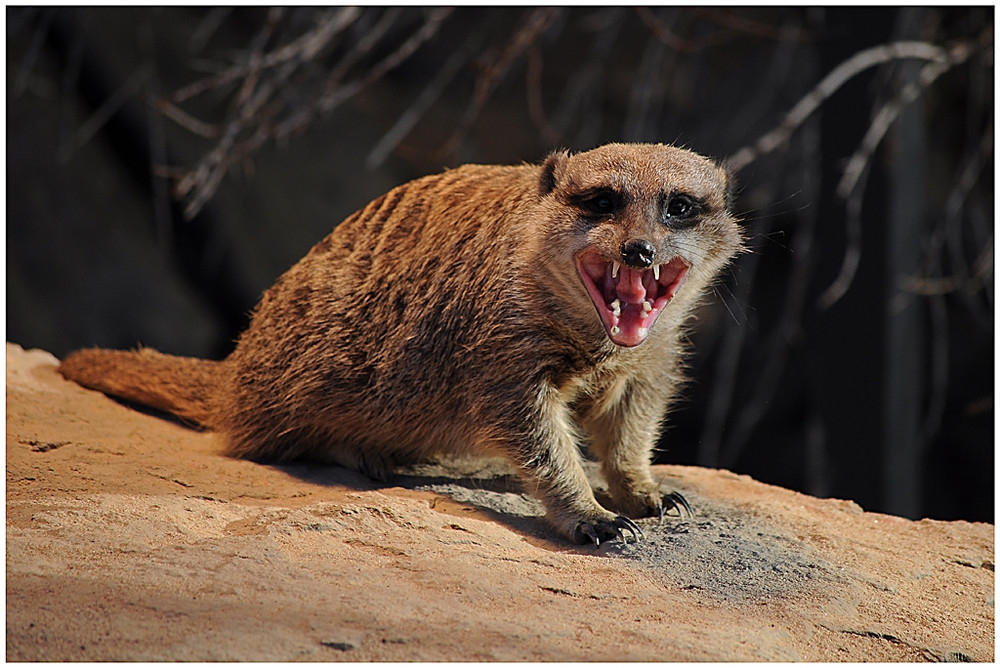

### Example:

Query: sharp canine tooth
xmin=653 ymin=264 xmax=660 ymax=281
xmin=612 ymin=261 xmax=621 ymax=278
xmin=638 ymin=327 xmax=648 ymax=337
xmin=610 ymin=326 xmax=620 ymax=336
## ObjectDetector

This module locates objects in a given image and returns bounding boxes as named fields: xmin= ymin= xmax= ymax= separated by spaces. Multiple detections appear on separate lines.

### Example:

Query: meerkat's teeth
xmin=612 ymin=261 xmax=621 ymax=279
xmin=653 ymin=264 xmax=660 ymax=281
xmin=638 ymin=327 xmax=648 ymax=337
xmin=610 ymin=326 xmax=620 ymax=336
xmin=610 ymin=299 xmax=621 ymax=317
xmin=642 ymin=300 xmax=652 ymax=313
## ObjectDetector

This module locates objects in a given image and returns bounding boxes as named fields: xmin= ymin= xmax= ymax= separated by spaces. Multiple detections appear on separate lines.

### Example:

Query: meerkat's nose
xmin=620 ymin=239 xmax=656 ymax=268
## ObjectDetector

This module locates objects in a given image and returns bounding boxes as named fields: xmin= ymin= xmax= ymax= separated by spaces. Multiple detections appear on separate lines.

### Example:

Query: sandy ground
xmin=6 ymin=342 xmax=994 ymax=661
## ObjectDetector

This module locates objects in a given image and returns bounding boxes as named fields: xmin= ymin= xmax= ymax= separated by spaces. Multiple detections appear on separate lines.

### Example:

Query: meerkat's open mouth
xmin=575 ymin=249 xmax=690 ymax=347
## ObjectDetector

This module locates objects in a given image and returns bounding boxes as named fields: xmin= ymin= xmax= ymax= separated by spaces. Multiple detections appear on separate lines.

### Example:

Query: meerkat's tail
xmin=58 ymin=347 xmax=222 ymax=428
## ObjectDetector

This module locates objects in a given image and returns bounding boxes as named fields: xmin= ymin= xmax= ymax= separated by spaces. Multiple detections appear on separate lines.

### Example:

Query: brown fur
xmin=59 ymin=143 xmax=742 ymax=544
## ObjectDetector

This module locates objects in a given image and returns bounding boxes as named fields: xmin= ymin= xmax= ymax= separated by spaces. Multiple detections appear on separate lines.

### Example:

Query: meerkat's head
xmin=537 ymin=143 xmax=741 ymax=347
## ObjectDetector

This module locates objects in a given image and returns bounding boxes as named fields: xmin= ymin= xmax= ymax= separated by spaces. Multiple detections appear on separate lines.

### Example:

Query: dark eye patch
xmin=572 ymin=188 xmax=624 ymax=216
xmin=663 ymin=192 xmax=705 ymax=228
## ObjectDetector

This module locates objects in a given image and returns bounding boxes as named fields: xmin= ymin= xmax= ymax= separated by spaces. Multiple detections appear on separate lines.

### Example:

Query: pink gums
xmin=575 ymin=249 xmax=690 ymax=347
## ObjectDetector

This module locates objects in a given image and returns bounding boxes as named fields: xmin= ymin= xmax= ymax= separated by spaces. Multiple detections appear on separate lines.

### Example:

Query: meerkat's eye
xmin=579 ymin=190 xmax=621 ymax=216
xmin=664 ymin=193 xmax=701 ymax=227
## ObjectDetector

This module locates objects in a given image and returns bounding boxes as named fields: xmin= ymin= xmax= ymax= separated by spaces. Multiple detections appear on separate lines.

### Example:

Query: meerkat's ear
xmin=720 ymin=163 xmax=738 ymax=212
xmin=539 ymin=149 xmax=569 ymax=197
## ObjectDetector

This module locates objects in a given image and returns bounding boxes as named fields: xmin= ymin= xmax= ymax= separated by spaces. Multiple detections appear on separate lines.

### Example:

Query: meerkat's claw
xmin=577 ymin=523 xmax=602 ymax=547
xmin=665 ymin=491 xmax=694 ymax=518
xmin=616 ymin=515 xmax=644 ymax=543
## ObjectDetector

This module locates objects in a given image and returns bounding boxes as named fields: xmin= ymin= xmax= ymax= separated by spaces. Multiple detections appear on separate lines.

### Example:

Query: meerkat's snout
xmin=620 ymin=239 xmax=656 ymax=268
xmin=576 ymin=247 xmax=690 ymax=348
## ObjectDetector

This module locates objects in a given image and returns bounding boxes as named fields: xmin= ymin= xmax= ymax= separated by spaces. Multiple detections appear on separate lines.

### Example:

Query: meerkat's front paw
xmin=570 ymin=512 xmax=644 ymax=546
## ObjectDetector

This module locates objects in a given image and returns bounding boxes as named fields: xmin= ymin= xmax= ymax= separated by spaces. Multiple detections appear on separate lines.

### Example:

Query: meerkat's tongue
xmin=576 ymin=251 xmax=689 ymax=347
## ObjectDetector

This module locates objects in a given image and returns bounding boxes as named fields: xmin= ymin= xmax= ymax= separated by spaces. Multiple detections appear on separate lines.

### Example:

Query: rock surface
xmin=6 ymin=342 xmax=994 ymax=661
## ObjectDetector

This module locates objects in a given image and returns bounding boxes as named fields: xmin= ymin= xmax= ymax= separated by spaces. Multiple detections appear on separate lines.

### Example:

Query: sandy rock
xmin=6 ymin=342 xmax=993 ymax=661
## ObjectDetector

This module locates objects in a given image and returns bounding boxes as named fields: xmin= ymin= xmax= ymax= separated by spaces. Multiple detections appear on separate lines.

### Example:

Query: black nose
xmin=620 ymin=239 xmax=656 ymax=268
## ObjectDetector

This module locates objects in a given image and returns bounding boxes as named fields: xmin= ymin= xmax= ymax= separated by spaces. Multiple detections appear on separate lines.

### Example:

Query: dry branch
xmin=162 ymin=8 xmax=452 ymax=219
xmin=727 ymin=40 xmax=961 ymax=173
xmin=442 ymin=7 xmax=560 ymax=157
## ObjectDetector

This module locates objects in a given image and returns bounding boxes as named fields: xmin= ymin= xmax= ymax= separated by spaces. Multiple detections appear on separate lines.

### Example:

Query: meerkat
xmin=59 ymin=143 xmax=742 ymax=546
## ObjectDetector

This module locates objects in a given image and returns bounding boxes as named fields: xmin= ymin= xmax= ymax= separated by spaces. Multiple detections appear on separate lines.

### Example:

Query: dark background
xmin=7 ymin=7 xmax=993 ymax=522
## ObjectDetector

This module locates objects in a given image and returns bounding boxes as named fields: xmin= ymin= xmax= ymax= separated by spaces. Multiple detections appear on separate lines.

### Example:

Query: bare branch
xmin=694 ymin=7 xmax=812 ymax=43
xmin=546 ymin=9 xmax=624 ymax=148
xmin=152 ymin=96 xmax=221 ymax=138
xmin=13 ymin=8 xmax=55 ymax=95
xmin=623 ymin=30 xmax=668 ymax=141
xmin=727 ymin=40 xmax=958 ymax=173
xmin=366 ymin=43 xmax=472 ymax=170
xmin=818 ymin=40 xmax=984 ymax=309
xmin=168 ymin=8 xmax=452 ymax=219
xmin=898 ymin=236 xmax=994 ymax=296
xmin=638 ymin=7 xmax=808 ymax=53
xmin=315 ymin=8 xmax=452 ymax=121
xmin=166 ymin=8 xmax=360 ymax=106
xmin=525 ymin=46 xmax=549 ymax=137
xmin=187 ymin=7 xmax=231 ymax=54
xmin=720 ymin=123 xmax=823 ymax=465
xmin=816 ymin=179 xmax=865 ymax=310
xmin=56 ymin=65 xmax=151 ymax=161
xmin=443 ymin=7 xmax=560 ymax=157
xmin=837 ymin=42 xmax=975 ymax=198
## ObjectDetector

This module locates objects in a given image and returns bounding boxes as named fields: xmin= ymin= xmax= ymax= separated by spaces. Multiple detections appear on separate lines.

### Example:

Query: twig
xmin=525 ymin=46 xmax=550 ymax=137
xmin=635 ymin=6 xmax=742 ymax=52
xmin=56 ymin=65 xmax=151 ymax=162
xmin=170 ymin=8 xmax=451 ymax=219
xmin=443 ymin=7 xmax=560 ymax=157
xmin=153 ymin=96 xmax=221 ymax=138
xmin=720 ymin=124 xmax=822 ymax=465
xmin=623 ymin=31 xmax=668 ymax=141
xmin=695 ymin=7 xmax=812 ymax=43
xmin=14 ymin=8 xmax=54 ymax=95
xmin=316 ymin=8 xmax=451 ymax=119
xmin=233 ymin=8 xmax=283 ymax=111
xmin=188 ymin=7 xmax=231 ymax=54
xmin=547 ymin=9 xmax=623 ymax=148
xmin=816 ymin=170 xmax=865 ymax=310
xmin=365 ymin=42 xmax=472 ymax=170
xmin=727 ymin=40 xmax=956 ymax=173
xmin=837 ymin=42 xmax=974 ymax=198
xmin=899 ymin=237 xmax=994 ymax=296
xmin=166 ymin=8 xmax=359 ymax=105
xmin=274 ymin=8 xmax=448 ymax=141
xmin=816 ymin=41 xmax=975 ymax=309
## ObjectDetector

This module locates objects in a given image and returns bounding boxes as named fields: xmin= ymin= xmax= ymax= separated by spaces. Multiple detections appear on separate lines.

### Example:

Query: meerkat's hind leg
xmin=312 ymin=441 xmax=396 ymax=482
